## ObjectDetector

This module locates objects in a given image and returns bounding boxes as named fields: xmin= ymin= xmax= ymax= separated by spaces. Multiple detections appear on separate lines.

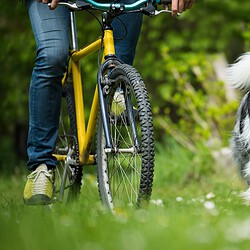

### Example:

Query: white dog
xmin=226 ymin=52 xmax=250 ymax=203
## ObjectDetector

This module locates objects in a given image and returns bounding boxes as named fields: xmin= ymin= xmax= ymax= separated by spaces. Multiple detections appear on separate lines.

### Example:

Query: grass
xmin=1 ymin=141 xmax=250 ymax=250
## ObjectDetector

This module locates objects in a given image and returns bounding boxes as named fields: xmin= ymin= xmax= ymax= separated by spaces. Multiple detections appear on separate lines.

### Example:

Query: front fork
xmin=98 ymin=59 xmax=141 ymax=153
xmin=97 ymin=57 xmax=120 ymax=150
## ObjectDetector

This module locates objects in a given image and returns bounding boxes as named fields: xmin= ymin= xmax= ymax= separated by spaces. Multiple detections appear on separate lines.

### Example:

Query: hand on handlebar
xmin=164 ymin=0 xmax=195 ymax=17
xmin=37 ymin=0 xmax=59 ymax=10
xmin=37 ymin=0 xmax=195 ymax=15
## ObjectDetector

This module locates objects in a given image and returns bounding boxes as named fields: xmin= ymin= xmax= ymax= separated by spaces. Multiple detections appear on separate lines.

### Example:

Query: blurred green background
xmin=0 ymin=0 xmax=246 ymax=173
xmin=2 ymin=1 xmax=250 ymax=250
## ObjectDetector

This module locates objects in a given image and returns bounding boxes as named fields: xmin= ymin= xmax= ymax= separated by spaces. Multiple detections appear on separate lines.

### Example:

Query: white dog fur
xmin=226 ymin=52 xmax=250 ymax=204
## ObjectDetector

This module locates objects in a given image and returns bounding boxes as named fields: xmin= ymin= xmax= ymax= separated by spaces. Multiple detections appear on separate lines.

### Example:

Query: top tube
xmin=84 ymin=0 xmax=166 ymax=11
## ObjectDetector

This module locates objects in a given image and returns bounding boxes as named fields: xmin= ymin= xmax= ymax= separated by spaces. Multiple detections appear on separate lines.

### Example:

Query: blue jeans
xmin=25 ymin=0 xmax=142 ymax=170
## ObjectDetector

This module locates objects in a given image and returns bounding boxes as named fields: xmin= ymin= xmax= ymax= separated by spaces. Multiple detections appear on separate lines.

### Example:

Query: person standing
xmin=23 ymin=0 xmax=195 ymax=205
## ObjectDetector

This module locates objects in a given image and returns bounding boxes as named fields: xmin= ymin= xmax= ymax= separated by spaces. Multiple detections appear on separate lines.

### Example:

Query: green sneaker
xmin=111 ymin=89 xmax=138 ymax=124
xmin=111 ymin=88 xmax=126 ymax=116
xmin=23 ymin=164 xmax=53 ymax=205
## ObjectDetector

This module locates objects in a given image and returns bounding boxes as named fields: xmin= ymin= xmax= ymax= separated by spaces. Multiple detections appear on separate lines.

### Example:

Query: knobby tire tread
xmin=97 ymin=64 xmax=155 ymax=209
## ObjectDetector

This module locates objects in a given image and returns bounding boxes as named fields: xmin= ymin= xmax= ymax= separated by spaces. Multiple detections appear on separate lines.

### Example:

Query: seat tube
xmin=70 ymin=12 xmax=78 ymax=51
xmin=70 ymin=12 xmax=86 ymax=163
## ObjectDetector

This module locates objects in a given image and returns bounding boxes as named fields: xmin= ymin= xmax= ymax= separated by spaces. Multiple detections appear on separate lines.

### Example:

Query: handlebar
xmin=49 ymin=0 xmax=179 ymax=16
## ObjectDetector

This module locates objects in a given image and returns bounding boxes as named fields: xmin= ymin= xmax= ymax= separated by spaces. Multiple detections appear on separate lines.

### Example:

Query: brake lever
xmin=154 ymin=9 xmax=180 ymax=16
xmin=48 ymin=2 xmax=77 ymax=10
xmin=48 ymin=1 xmax=91 ymax=11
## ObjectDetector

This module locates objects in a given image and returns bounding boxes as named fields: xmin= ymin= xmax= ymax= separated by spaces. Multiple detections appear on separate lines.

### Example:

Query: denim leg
xmin=26 ymin=1 xmax=70 ymax=170
xmin=112 ymin=0 xmax=143 ymax=65
xmin=25 ymin=0 xmax=141 ymax=170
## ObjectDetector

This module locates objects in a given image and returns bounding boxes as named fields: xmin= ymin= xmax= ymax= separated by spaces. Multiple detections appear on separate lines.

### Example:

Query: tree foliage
xmin=135 ymin=0 xmax=249 ymax=151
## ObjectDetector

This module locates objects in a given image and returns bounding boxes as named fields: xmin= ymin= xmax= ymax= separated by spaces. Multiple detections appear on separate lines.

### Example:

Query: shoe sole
xmin=23 ymin=194 xmax=52 ymax=206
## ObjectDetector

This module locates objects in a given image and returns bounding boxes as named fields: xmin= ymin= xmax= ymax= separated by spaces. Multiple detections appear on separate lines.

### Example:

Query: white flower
xmin=176 ymin=196 xmax=183 ymax=202
xmin=151 ymin=199 xmax=164 ymax=207
xmin=206 ymin=192 xmax=215 ymax=199
xmin=204 ymin=201 xmax=215 ymax=210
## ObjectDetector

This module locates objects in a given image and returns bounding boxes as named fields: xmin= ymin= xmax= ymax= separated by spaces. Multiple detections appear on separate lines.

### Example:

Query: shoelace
xmin=27 ymin=169 xmax=53 ymax=194
xmin=111 ymin=91 xmax=126 ymax=116
xmin=113 ymin=91 xmax=125 ymax=106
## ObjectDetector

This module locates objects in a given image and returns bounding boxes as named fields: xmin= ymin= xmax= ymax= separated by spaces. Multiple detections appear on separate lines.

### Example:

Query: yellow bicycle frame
xmin=55 ymin=29 xmax=115 ymax=165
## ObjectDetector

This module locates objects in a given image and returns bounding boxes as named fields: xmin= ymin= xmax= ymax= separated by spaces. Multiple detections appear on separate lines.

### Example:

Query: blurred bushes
xmin=134 ymin=0 xmax=249 ymax=153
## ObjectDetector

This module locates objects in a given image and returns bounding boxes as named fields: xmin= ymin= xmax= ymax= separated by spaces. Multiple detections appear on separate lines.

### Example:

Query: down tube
xmin=82 ymin=85 xmax=99 ymax=164
xmin=71 ymin=60 xmax=86 ymax=165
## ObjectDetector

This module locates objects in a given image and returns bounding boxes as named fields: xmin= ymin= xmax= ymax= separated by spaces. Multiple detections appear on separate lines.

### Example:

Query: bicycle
xmin=51 ymin=0 xmax=172 ymax=211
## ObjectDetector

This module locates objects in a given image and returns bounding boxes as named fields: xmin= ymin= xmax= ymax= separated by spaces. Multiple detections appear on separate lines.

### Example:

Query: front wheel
xmin=97 ymin=64 xmax=155 ymax=210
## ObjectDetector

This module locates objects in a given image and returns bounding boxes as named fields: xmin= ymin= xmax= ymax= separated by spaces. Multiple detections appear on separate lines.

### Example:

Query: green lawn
xmin=1 ymin=144 xmax=250 ymax=250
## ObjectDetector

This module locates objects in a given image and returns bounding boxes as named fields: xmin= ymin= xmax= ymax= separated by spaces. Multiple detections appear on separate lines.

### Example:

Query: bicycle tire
xmin=97 ymin=64 xmax=155 ymax=210
xmin=53 ymin=78 xmax=82 ymax=203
